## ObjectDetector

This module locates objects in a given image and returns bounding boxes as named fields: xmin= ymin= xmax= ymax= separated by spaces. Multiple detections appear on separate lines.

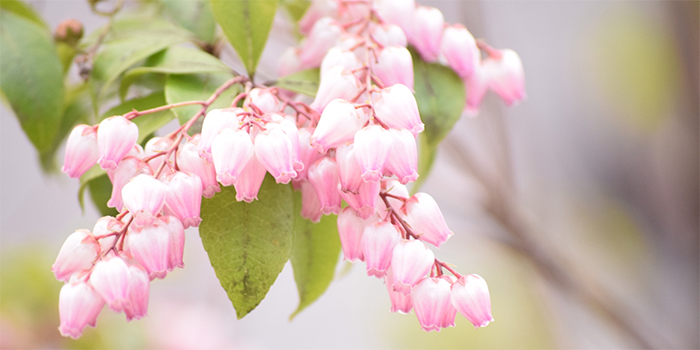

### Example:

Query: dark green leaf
xmin=0 ymin=0 xmax=47 ymax=30
xmin=199 ymin=176 xmax=295 ymax=319
xmin=100 ymin=91 xmax=176 ymax=143
xmin=411 ymin=53 xmax=465 ymax=190
xmin=289 ymin=191 xmax=341 ymax=319
xmin=88 ymin=174 xmax=119 ymax=216
xmin=209 ymin=0 xmax=278 ymax=78
xmin=281 ymin=0 xmax=310 ymax=22
xmin=165 ymin=73 xmax=241 ymax=125
xmin=162 ymin=0 xmax=216 ymax=43
xmin=0 ymin=10 xmax=64 ymax=153
xmin=275 ymin=68 xmax=320 ymax=97
xmin=120 ymin=46 xmax=231 ymax=100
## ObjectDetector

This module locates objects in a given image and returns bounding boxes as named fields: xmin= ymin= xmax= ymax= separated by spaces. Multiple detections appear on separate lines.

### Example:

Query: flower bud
xmin=54 ymin=18 xmax=83 ymax=46
xmin=362 ymin=221 xmax=402 ymax=278
xmin=441 ymin=24 xmax=479 ymax=79
xmin=234 ymin=156 xmax=267 ymax=203
xmin=307 ymin=158 xmax=342 ymax=215
xmin=403 ymin=193 xmax=453 ymax=247
xmin=97 ymin=116 xmax=139 ymax=170
xmin=310 ymin=66 xmax=362 ymax=113
xmin=177 ymin=138 xmax=220 ymax=198
xmin=391 ymin=240 xmax=435 ymax=294
xmin=485 ymin=49 xmax=526 ymax=106
xmin=198 ymin=108 xmax=241 ymax=161
xmin=62 ymin=125 xmax=99 ymax=178
xmin=163 ymin=172 xmax=203 ymax=228
xmin=353 ymin=125 xmax=392 ymax=182
xmin=211 ymin=128 xmax=255 ymax=186
xmin=373 ymin=84 xmax=424 ymax=135
xmin=310 ymin=99 xmax=366 ymax=154
xmin=373 ymin=46 xmax=413 ymax=90
xmin=370 ymin=23 xmax=407 ymax=48
xmin=58 ymin=277 xmax=105 ymax=339
xmin=337 ymin=207 xmax=379 ymax=262
xmin=255 ymin=128 xmax=297 ymax=184
xmin=52 ymin=230 xmax=101 ymax=282
xmin=299 ymin=17 xmax=343 ymax=68
xmin=89 ymin=255 xmax=132 ymax=312
xmin=384 ymin=128 xmax=418 ymax=184
xmin=451 ymin=274 xmax=494 ymax=328
xmin=412 ymin=277 xmax=457 ymax=332
xmin=121 ymin=174 xmax=167 ymax=229
xmin=411 ymin=6 xmax=444 ymax=62
xmin=385 ymin=268 xmax=413 ymax=313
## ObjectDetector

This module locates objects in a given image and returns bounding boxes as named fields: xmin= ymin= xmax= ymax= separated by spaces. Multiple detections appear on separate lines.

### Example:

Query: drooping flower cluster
xmin=54 ymin=0 xmax=512 ymax=338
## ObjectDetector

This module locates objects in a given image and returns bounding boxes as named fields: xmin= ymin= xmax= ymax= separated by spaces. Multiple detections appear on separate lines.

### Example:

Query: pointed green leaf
xmin=100 ymin=91 xmax=176 ymax=144
xmin=411 ymin=53 xmax=465 ymax=190
xmin=0 ymin=10 xmax=64 ymax=153
xmin=289 ymin=191 xmax=341 ymax=319
xmin=199 ymin=176 xmax=295 ymax=319
xmin=120 ymin=46 xmax=231 ymax=100
xmin=0 ymin=0 xmax=47 ymax=30
xmin=209 ymin=0 xmax=278 ymax=78
xmin=162 ymin=0 xmax=216 ymax=43
xmin=275 ymin=68 xmax=320 ymax=97
xmin=165 ymin=73 xmax=241 ymax=125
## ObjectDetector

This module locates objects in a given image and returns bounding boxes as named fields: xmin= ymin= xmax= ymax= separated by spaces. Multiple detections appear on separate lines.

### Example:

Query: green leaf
xmin=91 ymin=34 xmax=190 ymax=103
xmin=411 ymin=53 xmax=465 ymax=190
xmin=81 ymin=17 xmax=192 ymax=47
xmin=56 ymin=42 xmax=77 ymax=74
xmin=0 ymin=0 xmax=47 ymax=30
xmin=100 ymin=91 xmax=176 ymax=144
xmin=281 ymin=0 xmax=310 ymax=22
xmin=88 ymin=174 xmax=119 ymax=216
xmin=162 ymin=0 xmax=216 ymax=43
xmin=165 ymin=73 xmax=241 ymax=125
xmin=78 ymin=165 xmax=107 ymax=212
xmin=0 ymin=10 xmax=64 ymax=153
xmin=275 ymin=68 xmax=320 ymax=97
xmin=209 ymin=0 xmax=278 ymax=78
xmin=120 ymin=46 xmax=231 ymax=100
xmin=289 ymin=191 xmax=341 ymax=319
xmin=199 ymin=176 xmax=295 ymax=319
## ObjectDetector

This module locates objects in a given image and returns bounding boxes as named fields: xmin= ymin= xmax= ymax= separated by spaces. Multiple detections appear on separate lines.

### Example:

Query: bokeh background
xmin=1 ymin=0 xmax=697 ymax=349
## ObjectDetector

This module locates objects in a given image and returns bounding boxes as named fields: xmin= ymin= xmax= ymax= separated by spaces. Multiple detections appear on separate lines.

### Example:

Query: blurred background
xmin=1 ymin=0 xmax=697 ymax=349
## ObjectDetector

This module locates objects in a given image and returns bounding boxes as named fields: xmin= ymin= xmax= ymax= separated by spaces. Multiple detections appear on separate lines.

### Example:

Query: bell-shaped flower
xmin=106 ymin=148 xmax=149 ymax=211
xmin=373 ymin=46 xmax=414 ymax=90
xmin=411 ymin=277 xmax=457 ymax=332
xmin=320 ymin=47 xmax=363 ymax=80
xmin=278 ymin=47 xmax=303 ymax=77
xmin=391 ymin=240 xmax=435 ymax=294
xmin=162 ymin=215 xmax=185 ymax=270
xmin=124 ymin=264 xmax=150 ymax=321
xmin=451 ymin=274 xmax=494 ymax=328
xmin=373 ymin=84 xmax=424 ymax=135
xmin=234 ymin=156 xmax=268 ymax=203
xmin=177 ymin=138 xmax=220 ymax=198
xmin=163 ymin=172 xmax=203 ymax=228
xmin=384 ymin=128 xmax=418 ymax=184
xmin=89 ymin=255 xmax=132 ymax=312
xmin=336 ymin=143 xmax=363 ymax=193
xmin=299 ymin=17 xmax=343 ymax=68
xmin=339 ymin=179 xmax=380 ymax=219
xmin=269 ymin=115 xmax=303 ymax=171
xmin=411 ymin=6 xmax=444 ymax=62
xmin=144 ymin=137 xmax=174 ymax=173
xmin=92 ymin=216 xmax=123 ymax=252
xmin=354 ymin=125 xmax=392 ymax=182
xmin=403 ymin=193 xmax=453 ymax=247
xmin=337 ymin=207 xmax=379 ymax=262
xmin=485 ymin=49 xmax=526 ymax=106
xmin=122 ymin=174 xmax=167 ymax=229
xmin=52 ymin=230 xmax=101 ymax=282
xmin=307 ymin=157 xmax=342 ymax=215
xmin=127 ymin=218 xmax=171 ymax=280
xmin=338 ymin=0 xmax=369 ymax=23
xmin=310 ymin=66 xmax=363 ymax=113
xmin=299 ymin=181 xmax=323 ymax=222
xmin=385 ymin=268 xmax=413 ymax=313
xmin=310 ymin=99 xmax=366 ymax=154
xmin=362 ymin=221 xmax=402 ymax=278
xmin=62 ymin=125 xmax=99 ymax=178
xmin=198 ymin=108 xmax=241 ymax=162
xmin=370 ymin=23 xmax=407 ymax=48
xmin=255 ymin=128 xmax=297 ymax=184
xmin=374 ymin=0 xmax=415 ymax=42
xmin=247 ymin=88 xmax=280 ymax=113
xmin=296 ymin=127 xmax=323 ymax=180
xmin=441 ymin=24 xmax=479 ymax=79
xmin=211 ymin=128 xmax=255 ymax=186
xmin=58 ymin=276 xmax=105 ymax=339
xmin=376 ymin=179 xmax=409 ymax=216
xmin=97 ymin=116 xmax=139 ymax=170
xmin=298 ymin=0 xmax=338 ymax=35
xmin=463 ymin=64 xmax=491 ymax=117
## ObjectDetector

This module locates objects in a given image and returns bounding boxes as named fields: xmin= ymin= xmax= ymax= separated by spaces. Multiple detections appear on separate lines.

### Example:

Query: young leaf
xmin=100 ymin=91 xmax=176 ymax=144
xmin=199 ymin=176 xmax=295 ymax=319
xmin=0 ymin=10 xmax=64 ymax=154
xmin=209 ymin=0 xmax=278 ymax=78
xmin=120 ymin=46 xmax=231 ymax=100
xmin=162 ymin=0 xmax=216 ymax=43
xmin=411 ymin=54 xmax=465 ymax=190
xmin=275 ymin=68 xmax=320 ymax=97
xmin=289 ymin=191 xmax=341 ymax=319
xmin=0 ymin=0 xmax=47 ymax=30
xmin=165 ymin=73 xmax=241 ymax=125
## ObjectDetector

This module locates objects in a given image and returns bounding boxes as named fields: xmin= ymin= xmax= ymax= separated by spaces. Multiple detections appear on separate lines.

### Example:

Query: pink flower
xmin=121 ymin=174 xmax=167 ymax=230
xmin=278 ymin=47 xmax=303 ymax=77
xmin=97 ymin=116 xmax=139 ymax=170
xmin=320 ymin=47 xmax=363 ymax=80
xmin=485 ymin=49 xmax=526 ymax=106
xmin=376 ymin=179 xmax=409 ymax=217
xmin=58 ymin=277 xmax=105 ymax=339
xmin=163 ymin=172 xmax=203 ymax=228
xmin=296 ymin=127 xmax=323 ymax=181
xmin=52 ymin=229 xmax=101 ymax=282
xmin=233 ymin=156 xmax=267 ymax=203
xmin=211 ymin=128 xmax=255 ymax=186
xmin=335 ymin=142 xmax=363 ymax=193
xmin=247 ymin=88 xmax=279 ymax=114
xmin=411 ymin=6 xmax=444 ymax=62
xmin=254 ymin=128 xmax=298 ymax=184
xmin=353 ymin=125 xmax=392 ymax=182
xmin=92 ymin=216 xmax=123 ymax=252
xmin=127 ymin=217 xmax=172 ymax=280
xmin=144 ymin=137 xmax=174 ymax=173
xmin=370 ymin=23 xmax=407 ymax=48
xmin=197 ymin=108 xmax=241 ymax=162
xmin=62 ymin=124 xmax=99 ymax=178
xmin=124 ymin=264 xmax=150 ymax=321
xmin=384 ymin=128 xmax=418 ymax=184
xmin=307 ymin=158 xmax=342 ymax=215
xmin=374 ymin=0 xmax=415 ymax=43
xmin=298 ymin=0 xmax=339 ymax=36
xmin=362 ymin=221 xmax=402 ymax=278
xmin=384 ymin=268 xmax=413 ymax=313
xmin=299 ymin=17 xmax=343 ymax=68
xmin=310 ymin=99 xmax=366 ymax=154
xmin=177 ymin=138 xmax=221 ymax=198
xmin=373 ymin=46 xmax=414 ymax=90
xmin=463 ymin=64 xmax=491 ymax=117
xmin=89 ymin=255 xmax=132 ymax=312
xmin=451 ymin=274 xmax=494 ymax=328
xmin=411 ymin=277 xmax=456 ymax=332
xmin=403 ymin=193 xmax=453 ymax=247
xmin=162 ymin=215 xmax=185 ymax=270
xmin=373 ymin=84 xmax=424 ymax=136
xmin=339 ymin=179 xmax=380 ymax=219
xmin=337 ymin=207 xmax=378 ymax=262
xmin=441 ymin=24 xmax=479 ymax=79
xmin=298 ymin=180 xmax=323 ymax=222
xmin=391 ymin=240 xmax=435 ymax=294
xmin=107 ymin=151 xmax=149 ymax=211
xmin=310 ymin=66 xmax=362 ymax=113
